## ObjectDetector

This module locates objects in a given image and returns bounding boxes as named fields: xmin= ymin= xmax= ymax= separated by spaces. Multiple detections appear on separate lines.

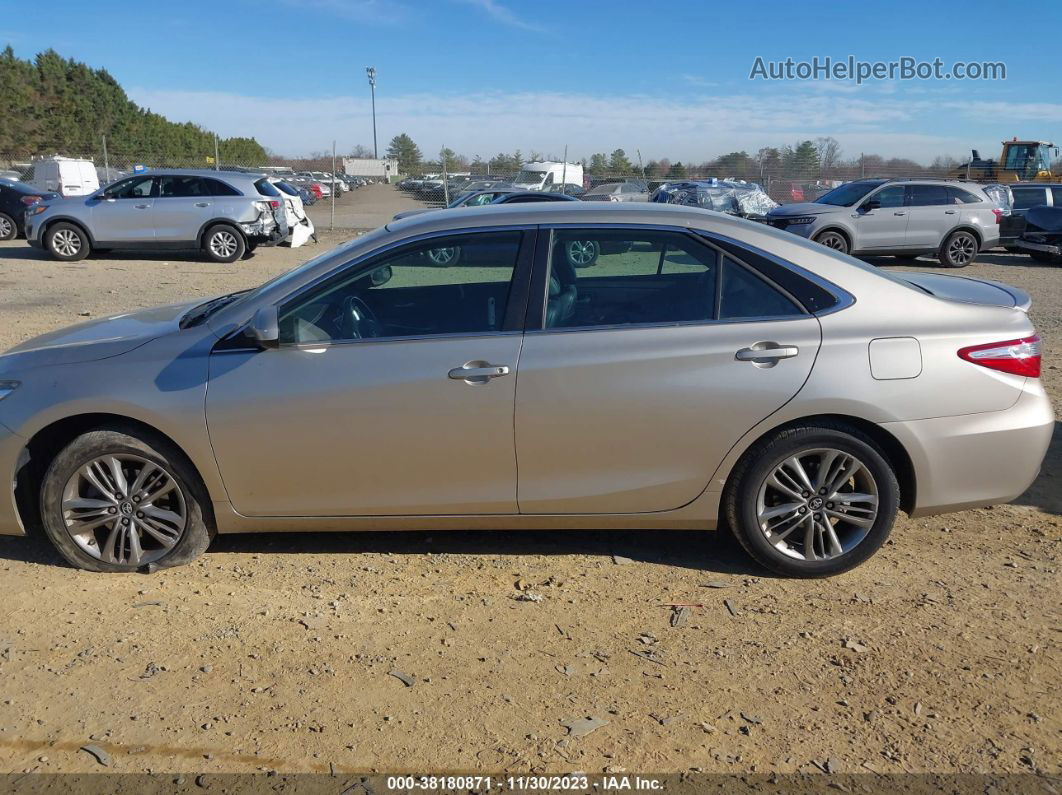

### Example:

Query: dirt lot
xmin=305 ymin=182 xmax=431 ymax=231
xmin=0 ymin=227 xmax=1058 ymax=777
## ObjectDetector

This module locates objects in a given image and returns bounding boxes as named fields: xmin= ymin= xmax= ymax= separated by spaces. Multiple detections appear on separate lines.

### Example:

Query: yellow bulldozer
xmin=951 ymin=139 xmax=1058 ymax=183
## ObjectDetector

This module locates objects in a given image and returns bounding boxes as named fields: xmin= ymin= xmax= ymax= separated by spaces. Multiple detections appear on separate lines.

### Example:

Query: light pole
xmin=366 ymin=66 xmax=378 ymax=159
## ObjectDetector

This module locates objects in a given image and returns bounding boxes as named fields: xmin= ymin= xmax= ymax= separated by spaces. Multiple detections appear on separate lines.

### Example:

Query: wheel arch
xmin=814 ymin=226 xmax=852 ymax=251
xmin=197 ymin=219 xmax=247 ymax=248
xmin=14 ymin=412 xmax=216 ymax=537
xmin=942 ymin=225 xmax=984 ymax=248
xmin=718 ymin=413 xmax=916 ymax=516
xmin=40 ymin=216 xmax=97 ymax=246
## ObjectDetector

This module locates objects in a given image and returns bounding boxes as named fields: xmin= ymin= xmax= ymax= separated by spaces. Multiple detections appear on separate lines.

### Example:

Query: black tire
xmin=939 ymin=230 xmax=978 ymax=268
xmin=39 ymin=428 xmax=213 ymax=573
xmin=814 ymin=230 xmax=849 ymax=255
xmin=0 ymin=212 xmax=16 ymax=241
xmin=202 ymin=224 xmax=246 ymax=263
xmin=44 ymin=221 xmax=91 ymax=262
xmin=723 ymin=423 xmax=900 ymax=578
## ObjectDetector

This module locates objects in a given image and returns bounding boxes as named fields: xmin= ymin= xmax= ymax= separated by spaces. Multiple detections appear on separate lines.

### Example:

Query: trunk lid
xmin=897 ymin=272 xmax=1031 ymax=312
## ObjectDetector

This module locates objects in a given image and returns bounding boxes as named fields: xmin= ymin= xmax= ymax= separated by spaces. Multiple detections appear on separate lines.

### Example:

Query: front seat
xmin=546 ymin=244 xmax=578 ymax=327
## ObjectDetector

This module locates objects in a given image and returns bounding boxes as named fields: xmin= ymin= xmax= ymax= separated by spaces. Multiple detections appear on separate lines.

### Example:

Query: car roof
xmin=137 ymin=168 xmax=263 ymax=182
xmin=387 ymin=200 xmax=750 ymax=235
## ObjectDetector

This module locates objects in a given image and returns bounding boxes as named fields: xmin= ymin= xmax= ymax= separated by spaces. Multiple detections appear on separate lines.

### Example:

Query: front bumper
xmin=0 ymin=421 xmax=26 ymax=536
xmin=884 ymin=383 xmax=1054 ymax=517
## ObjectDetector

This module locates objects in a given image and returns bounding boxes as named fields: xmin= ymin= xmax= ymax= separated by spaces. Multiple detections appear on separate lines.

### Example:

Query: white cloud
xmin=127 ymin=86 xmax=999 ymax=163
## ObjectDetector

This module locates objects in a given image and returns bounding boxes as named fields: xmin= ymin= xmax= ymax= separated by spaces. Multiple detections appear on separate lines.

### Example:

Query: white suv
xmin=766 ymin=179 xmax=1001 ymax=267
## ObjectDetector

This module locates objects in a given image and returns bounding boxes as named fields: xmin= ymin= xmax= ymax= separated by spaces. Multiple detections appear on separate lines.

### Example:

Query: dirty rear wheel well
xmin=724 ymin=414 xmax=916 ymax=515
xmin=14 ymin=413 xmax=215 ymax=537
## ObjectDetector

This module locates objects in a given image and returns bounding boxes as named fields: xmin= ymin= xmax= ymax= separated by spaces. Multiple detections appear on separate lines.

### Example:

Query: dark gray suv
xmin=26 ymin=169 xmax=288 ymax=263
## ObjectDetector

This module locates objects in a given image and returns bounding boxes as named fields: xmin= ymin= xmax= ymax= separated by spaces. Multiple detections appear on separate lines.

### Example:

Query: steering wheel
xmin=341 ymin=295 xmax=381 ymax=339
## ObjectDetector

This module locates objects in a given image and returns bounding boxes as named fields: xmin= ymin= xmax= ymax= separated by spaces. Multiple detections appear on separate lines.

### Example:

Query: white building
xmin=342 ymin=157 xmax=399 ymax=181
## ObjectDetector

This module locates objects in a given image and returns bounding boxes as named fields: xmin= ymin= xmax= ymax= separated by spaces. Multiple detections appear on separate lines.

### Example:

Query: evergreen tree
xmin=386 ymin=133 xmax=422 ymax=173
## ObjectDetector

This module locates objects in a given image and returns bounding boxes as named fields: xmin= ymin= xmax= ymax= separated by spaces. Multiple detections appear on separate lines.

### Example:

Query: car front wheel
xmin=814 ymin=230 xmax=849 ymax=255
xmin=40 ymin=428 xmax=212 ymax=572
xmin=203 ymin=224 xmax=246 ymax=263
xmin=45 ymin=222 xmax=91 ymax=261
xmin=724 ymin=424 xmax=899 ymax=577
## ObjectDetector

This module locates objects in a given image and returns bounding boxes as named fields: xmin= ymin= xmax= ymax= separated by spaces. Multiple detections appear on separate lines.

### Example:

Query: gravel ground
xmin=0 ymin=228 xmax=1057 ymax=777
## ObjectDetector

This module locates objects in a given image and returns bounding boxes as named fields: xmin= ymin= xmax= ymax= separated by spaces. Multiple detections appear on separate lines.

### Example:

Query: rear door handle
xmin=944 ymin=209 xmax=956 ymax=214
xmin=195 ymin=202 xmax=211 ymax=207
xmin=448 ymin=362 xmax=510 ymax=383
xmin=736 ymin=345 xmax=799 ymax=362
xmin=893 ymin=211 xmax=906 ymax=216
xmin=134 ymin=204 xmax=150 ymax=209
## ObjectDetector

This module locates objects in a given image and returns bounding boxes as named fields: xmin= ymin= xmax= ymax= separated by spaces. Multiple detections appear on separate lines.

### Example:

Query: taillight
xmin=20 ymin=196 xmax=43 ymax=206
xmin=958 ymin=335 xmax=1041 ymax=377
xmin=991 ymin=208 xmax=1003 ymax=224
xmin=269 ymin=199 xmax=280 ymax=209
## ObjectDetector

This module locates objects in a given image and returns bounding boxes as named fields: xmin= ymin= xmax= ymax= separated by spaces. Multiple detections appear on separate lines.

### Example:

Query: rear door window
xmin=204 ymin=178 xmax=242 ymax=196
xmin=907 ymin=185 xmax=950 ymax=206
xmin=159 ymin=176 xmax=208 ymax=197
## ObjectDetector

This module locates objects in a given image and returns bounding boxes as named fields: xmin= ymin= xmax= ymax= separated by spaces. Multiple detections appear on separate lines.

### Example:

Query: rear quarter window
xmin=254 ymin=178 xmax=281 ymax=198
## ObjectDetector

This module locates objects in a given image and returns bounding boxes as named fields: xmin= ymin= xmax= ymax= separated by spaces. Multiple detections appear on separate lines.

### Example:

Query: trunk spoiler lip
xmin=896 ymin=271 xmax=1031 ymax=313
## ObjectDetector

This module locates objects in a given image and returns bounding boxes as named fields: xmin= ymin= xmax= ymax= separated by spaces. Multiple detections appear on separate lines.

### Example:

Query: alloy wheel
xmin=755 ymin=448 xmax=878 ymax=561
xmin=566 ymin=240 xmax=598 ymax=267
xmin=427 ymin=246 xmax=458 ymax=266
xmin=52 ymin=228 xmax=82 ymax=257
xmin=816 ymin=232 xmax=847 ymax=253
xmin=947 ymin=233 xmax=976 ymax=266
xmin=0 ymin=216 xmax=12 ymax=239
xmin=209 ymin=230 xmax=239 ymax=259
xmin=61 ymin=454 xmax=187 ymax=566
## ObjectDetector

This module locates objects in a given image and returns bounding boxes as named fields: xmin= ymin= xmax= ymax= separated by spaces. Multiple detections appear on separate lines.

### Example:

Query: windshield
xmin=813 ymin=180 xmax=886 ymax=206
xmin=514 ymin=170 xmax=545 ymax=185
xmin=586 ymin=184 xmax=619 ymax=195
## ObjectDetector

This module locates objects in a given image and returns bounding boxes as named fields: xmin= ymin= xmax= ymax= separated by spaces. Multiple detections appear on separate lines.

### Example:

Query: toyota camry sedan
xmin=0 ymin=203 xmax=1051 ymax=577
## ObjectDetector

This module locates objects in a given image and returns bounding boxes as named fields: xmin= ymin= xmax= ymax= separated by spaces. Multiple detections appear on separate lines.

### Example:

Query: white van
xmin=29 ymin=157 xmax=100 ymax=197
xmin=513 ymin=161 xmax=584 ymax=192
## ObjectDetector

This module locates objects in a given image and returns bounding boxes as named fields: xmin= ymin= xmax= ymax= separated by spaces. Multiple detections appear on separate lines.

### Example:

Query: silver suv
xmin=26 ymin=169 xmax=288 ymax=263
xmin=765 ymin=179 xmax=1001 ymax=267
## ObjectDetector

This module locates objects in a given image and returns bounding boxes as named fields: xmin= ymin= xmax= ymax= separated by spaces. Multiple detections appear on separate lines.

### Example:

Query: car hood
xmin=0 ymin=299 xmax=203 ymax=370
xmin=767 ymin=202 xmax=834 ymax=217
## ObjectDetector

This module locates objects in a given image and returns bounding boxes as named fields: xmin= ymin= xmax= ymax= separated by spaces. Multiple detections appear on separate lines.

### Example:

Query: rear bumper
xmin=885 ymin=383 xmax=1054 ymax=518
xmin=0 ymin=422 xmax=26 ymax=537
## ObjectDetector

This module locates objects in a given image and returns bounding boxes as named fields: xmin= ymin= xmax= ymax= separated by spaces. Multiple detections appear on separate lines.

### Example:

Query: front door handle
xmin=195 ymin=202 xmax=211 ymax=208
xmin=134 ymin=204 xmax=150 ymax=209
xmin=448 ymin=361 xmax=510 ymax=384
xmin=736 ymin=344 xmax=799 ymax=363
xmin=944 ymin=209 xmax=956 ymax=214
xmin=893 ymin=211 xmax=906 ymax=216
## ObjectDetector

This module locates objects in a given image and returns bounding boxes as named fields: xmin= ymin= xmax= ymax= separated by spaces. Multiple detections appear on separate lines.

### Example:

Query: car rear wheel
xmin=939 ymin=230 xmax=977 ymax=268
xmin=45 ymin=222 xmax=91 ymax=261
xmin=203 ymin=224 xmax=246 ymax=263
xmin=40 ymin=428 xmax=212 ymax=573
xmin=0 ymin=212 xmax=16 ymax=240
xmin=814 ymin=230 xmax=849 ymax=255
xmin=724 ymin=424 xmax=899 ymax=577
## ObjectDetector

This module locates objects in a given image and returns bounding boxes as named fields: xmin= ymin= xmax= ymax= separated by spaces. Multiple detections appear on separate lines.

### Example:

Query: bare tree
xmin=815 ymin=137 xmax=842 ymax=178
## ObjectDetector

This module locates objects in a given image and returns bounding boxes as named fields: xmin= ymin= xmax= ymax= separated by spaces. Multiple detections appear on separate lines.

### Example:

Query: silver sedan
xmin=0 ymin=203 xmax=1051 ymax=576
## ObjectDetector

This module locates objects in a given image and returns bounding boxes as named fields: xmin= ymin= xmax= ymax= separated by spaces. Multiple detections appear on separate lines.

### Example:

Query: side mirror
xmin=369 ymin=265 xmax=393 ymax=287
xmin=862 ymin=199 xmax=880 ymax=211
xmin=249 ymin=306 xmax=279 ymax=349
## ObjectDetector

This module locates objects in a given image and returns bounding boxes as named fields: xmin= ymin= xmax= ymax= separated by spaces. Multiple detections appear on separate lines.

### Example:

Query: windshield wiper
xmin=180 ymin=291 xmax=249 ymax=329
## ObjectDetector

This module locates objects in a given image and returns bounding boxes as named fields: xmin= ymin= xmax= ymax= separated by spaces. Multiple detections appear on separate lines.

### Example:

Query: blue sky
xmin=4 ymin=0 xmax=1061 ymax=163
